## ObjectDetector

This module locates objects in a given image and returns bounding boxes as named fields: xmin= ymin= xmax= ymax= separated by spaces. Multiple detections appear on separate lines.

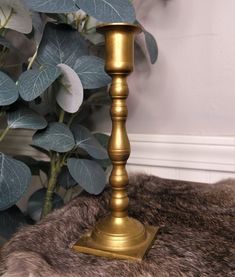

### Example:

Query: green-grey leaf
xmin=18 ymin=65 xmax=61 ymax=101
xmin=0 ymin=205 xmax=27 ymax=240
xmin=93 ymin=133 xmax=109 ymax=149
xmin=67 ymin=158 xmax=106 ymax=194
xmin=93 ymin=133 xmax=112 ymax=169
xmin=0 ymin=71 xmax=18 ymax=106
xmin=27 ymin=188 xmax=63 ymax=221
xmin=37 ymin=23 xmax=88 ymax=67
xmin=7 ymin=107 xmax=47 ymax=130
xmin=56 ymin=64 xmax=84 ymax=113
xmin=0 ymin=153 xmax=31 ymax=211
xmin=144 ymin=30 xmax=158 ymax=64
xmin=30 ymin=145 xmax=50 ymax=158
xmin=32 ymin=122 xmax=75 ymax=153
xmin=16 ymin=154 xmax=50 ymax=176
xmin=74 ymin=56 xmax=111 ymax=89
xmin=32 ymin=12 xmax=47 ymax=46
xmin=58 ymin=166 xmax=77 ymax=189
xmin=1 ymin=0 xmax=32 ymax=34
xmin=72 ymin=124 xmax=108 ymax=159
xmin=24 ymin=0 xmax=78 ymax=13
xmin=13 ymin=155 xmax=43 ymax=176
xmin=75 ymin=0 xmax=136 ymax=23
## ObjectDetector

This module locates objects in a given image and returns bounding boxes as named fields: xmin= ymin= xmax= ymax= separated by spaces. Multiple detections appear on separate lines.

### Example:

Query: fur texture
xmin=0 ymin=174 xmax=234 ymax=277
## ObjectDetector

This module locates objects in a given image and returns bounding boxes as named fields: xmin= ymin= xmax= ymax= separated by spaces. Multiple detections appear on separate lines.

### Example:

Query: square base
xmin=72 ymin=225 xmax=158 ymax=261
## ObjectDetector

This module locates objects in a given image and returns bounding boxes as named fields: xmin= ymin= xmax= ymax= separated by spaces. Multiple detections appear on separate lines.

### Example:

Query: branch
xmin=0 ymin=126 xmax=9 ymax=143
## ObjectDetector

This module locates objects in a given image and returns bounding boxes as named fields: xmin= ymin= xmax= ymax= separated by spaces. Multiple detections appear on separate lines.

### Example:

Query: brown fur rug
xmin=0 ymin=174 xmax=234 ymax=277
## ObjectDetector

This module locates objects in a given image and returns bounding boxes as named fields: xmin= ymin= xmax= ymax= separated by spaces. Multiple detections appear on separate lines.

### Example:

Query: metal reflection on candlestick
xmin=73 ymin=23 xmax=158 ymax=261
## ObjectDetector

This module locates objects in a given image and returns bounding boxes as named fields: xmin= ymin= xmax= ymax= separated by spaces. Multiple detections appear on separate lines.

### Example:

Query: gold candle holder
xmin=73 ymin=23 xmax=158 ymax=261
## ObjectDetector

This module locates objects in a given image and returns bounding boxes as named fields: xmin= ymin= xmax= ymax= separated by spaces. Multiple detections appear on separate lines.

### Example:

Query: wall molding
xmin=0 ymin=130 xmax=47 ymax=160
xmin=1 ymin=130 xmax=235 ymax=183
xmin=128 ymin=134 xmax=235 ymax=183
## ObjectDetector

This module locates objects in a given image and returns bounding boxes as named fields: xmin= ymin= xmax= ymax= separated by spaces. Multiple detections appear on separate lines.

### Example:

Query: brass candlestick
xmin=73 ymin=23 xmax=158 ymax=261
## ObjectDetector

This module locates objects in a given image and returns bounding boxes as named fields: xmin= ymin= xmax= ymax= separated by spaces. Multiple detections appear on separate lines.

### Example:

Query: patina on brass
xmin=73 ymin=23 xmax=158 ymax=261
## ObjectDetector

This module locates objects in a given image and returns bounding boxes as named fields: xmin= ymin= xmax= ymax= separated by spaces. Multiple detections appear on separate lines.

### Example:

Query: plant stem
xmin=58 ymin=109 xmax=65 ymax=123
xmin=41 ymin=153 xmax=62 ymax=218
xmin=41 ymin=108 xmax=67 ymax=218
xmin=41 ymin=109 xmax=67 ymax=217
xmin=0 ymin=110 xmax=5 ymax=118
xmin=27 ymin=49 xmax=38 ymax=70
xmin=0 ymin=47 xmax=8 ymax=67
xmin=0 ymin=126 xmax=9 ymax=142
xmin=67 ymin=113 xmax=76 ymax=127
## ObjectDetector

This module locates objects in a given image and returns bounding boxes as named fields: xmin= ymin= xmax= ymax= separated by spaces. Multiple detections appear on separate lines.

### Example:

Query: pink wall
xmin=92 ymin=0 xmax=235 ymax=136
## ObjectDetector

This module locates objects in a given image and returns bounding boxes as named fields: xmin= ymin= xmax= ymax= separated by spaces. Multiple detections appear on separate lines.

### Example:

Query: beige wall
xmin=91 ymin=0 xmax=235 ymax=136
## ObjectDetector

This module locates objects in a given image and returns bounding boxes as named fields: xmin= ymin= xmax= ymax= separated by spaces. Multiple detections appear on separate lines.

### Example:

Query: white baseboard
xmin=1 ymin=130 xmax=235 ymax=183
xmin=128 ymin=134 xmax=235 ymax=183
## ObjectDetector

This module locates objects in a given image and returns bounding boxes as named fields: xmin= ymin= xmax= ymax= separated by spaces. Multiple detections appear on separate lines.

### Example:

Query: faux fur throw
xmin=0 ymin=174 xmax=234 ymax=277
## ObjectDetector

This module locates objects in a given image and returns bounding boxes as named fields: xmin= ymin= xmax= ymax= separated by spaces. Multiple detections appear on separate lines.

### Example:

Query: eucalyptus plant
xmin=0 ymin=0 xmax=158 ymax=241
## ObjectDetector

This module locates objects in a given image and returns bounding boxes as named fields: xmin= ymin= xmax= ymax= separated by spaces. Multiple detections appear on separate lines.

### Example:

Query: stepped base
xmin=73 ymin=216 xmax=158 ymax=261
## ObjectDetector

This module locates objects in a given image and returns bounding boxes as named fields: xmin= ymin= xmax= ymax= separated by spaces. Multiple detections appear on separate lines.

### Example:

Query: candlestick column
xmin=73 ymin=23 xmax=158 ymax=260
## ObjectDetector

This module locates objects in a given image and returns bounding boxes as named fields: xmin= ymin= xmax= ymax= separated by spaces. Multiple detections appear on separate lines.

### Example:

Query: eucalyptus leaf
xmin=37 ymin=23 xmax=88 ymax=67
xmin=63 ymin=186 xmax=83 ymax=203
xmin=29 ymin=86 xmax=57 ymax=116
xmin=67 ymin=158 xmax=106 ymax=194
xmin=95 ymin=157 xmax=112 ymax=170
xmin=13 ymin=156 xmax=40 ymax=175
xmin=93 ymin=133 xmax=110 ymax=149
xmin=32 ymin=12 xmax=47 ymax=46
xmin=83 ymin=16 xmax=99 ymax=33
xmin=74 ymin=56 xmax=111 ymax=89
xmin=32 ymin=122 xmax=75 ymax=153
xmin=93 ymin=133 xmax=112 ymax=169
xmin=75 ymin=0 xmax=136 ymax=23
xmin=27 ymin=188 xmax=63 ymax=221
xmin=82 ymin=14 xmax=103 ymax=45
xmin=0 ymin=205 xmax=27 ymax=239
xmin=56 ymin=64 xmax=83 ymax=113
xmin=135 ymin=20 xmax=158 ymax=64
xmin=72 ymin=124 xmax=108 ymax=159
xmin=7 ymin=107 xmax=47 ymax=130
xmin=84 ymin=32 xmax=104 ymax=46
xmin=18 ymin=65 xmax=61 ymax=101
xmin=45 ymin=13 xmax=68 ymax=24
xmin=0 ymin=0 xmax=32 ymax=34
xmin=12 ymin=156 xmax=50 ymax=176
xmin=0 ymin=71 xmax=18 ymax=106
xmin=0 ymin=153 xmax=31 ymax=211
xmin=144 ymin=30 xmax=158 ymax=64
xmin=30 ymin=145 xmax=50 ymax=157
xmin=58 ymin=166 xmax=77 ymax=189
xmin=24 ymin=0 xmax=79 ymax=13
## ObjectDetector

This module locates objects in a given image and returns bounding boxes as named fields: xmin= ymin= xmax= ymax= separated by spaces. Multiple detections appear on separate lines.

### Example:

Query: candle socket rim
xmin=96 ymin=22 xmax=142 ymax=34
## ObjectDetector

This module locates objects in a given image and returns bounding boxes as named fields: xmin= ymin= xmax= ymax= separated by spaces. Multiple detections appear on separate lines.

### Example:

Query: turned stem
xmin=108 ymin=75 xmax=130 ymax=218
